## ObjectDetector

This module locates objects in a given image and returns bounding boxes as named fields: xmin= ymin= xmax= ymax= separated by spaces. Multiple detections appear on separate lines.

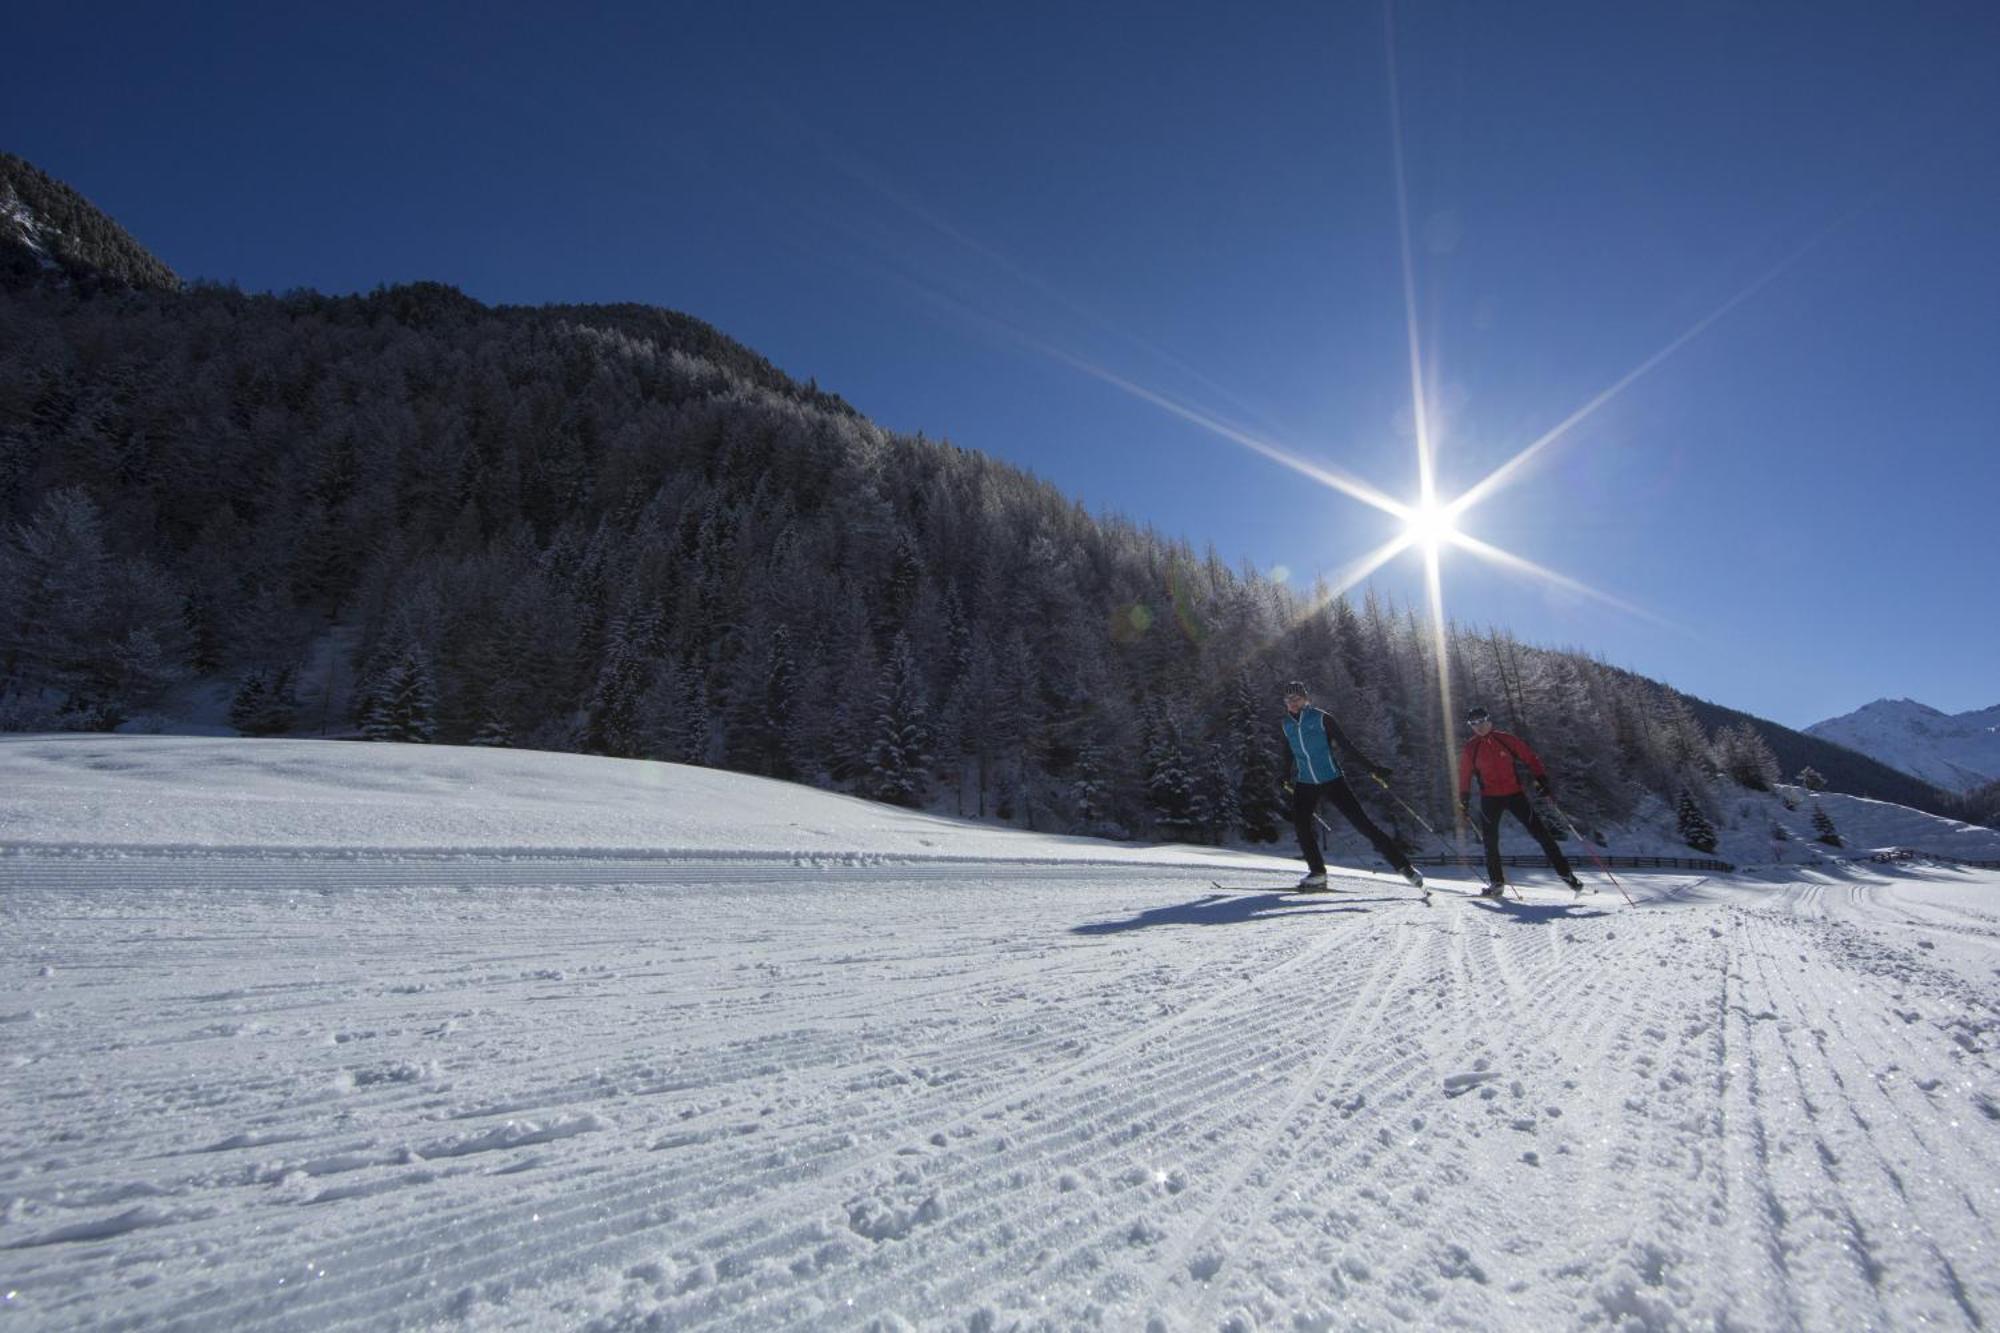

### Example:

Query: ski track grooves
xmin=8 ymin=850 xmax=2000 ymax=1329
xmin=8 ymin=861 xmax=1356 ymax=1330
xmin=788 ymin=928 xmax=1416 ymax=1329
xmin=1738 ymin=898 xmax=1999 ymax=1327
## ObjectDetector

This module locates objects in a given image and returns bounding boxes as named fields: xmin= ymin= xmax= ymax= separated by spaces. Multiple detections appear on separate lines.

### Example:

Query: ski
xmin=1209 ymin=878 xmax=1429 ymax=905
xmin=1209 ymin=879 xmax=1331 ymax=894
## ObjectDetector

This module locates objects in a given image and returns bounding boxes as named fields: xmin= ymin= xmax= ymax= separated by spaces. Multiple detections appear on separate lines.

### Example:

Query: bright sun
xmin=1404 ymin=498 xmax=1457 ymax=552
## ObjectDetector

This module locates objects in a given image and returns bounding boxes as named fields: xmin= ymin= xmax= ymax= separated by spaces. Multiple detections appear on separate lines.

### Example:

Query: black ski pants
xmin=1476 ymin=792 xmax=1575 ymax=886
xmin=1293 ymin=778 xmax=1411 ymax=876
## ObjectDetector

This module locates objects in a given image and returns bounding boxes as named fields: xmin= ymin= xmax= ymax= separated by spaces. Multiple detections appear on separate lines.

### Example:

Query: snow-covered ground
xmin=5 ymin=736 xmax=2000 ymax=1330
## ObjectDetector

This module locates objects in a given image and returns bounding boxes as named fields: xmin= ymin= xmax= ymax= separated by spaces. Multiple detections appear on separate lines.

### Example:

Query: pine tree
xmin=1228 ymin=672 xmax=1284 ymax=843
xmin=229 ymin=665 xmax=297 ymax=736
xmin=1197 ymin=742 xmax=1239 ymax=846
xmin=1069 ymin=739 xmax=1113 ymax=832
xmin=0 ymin=488 xmax=189 ymax=723
xmin=364 ymin=648 xmax=438 ymax=743
xmin=584 ymin=609 xmax=656 ymax=758
xmin=1144 ymin=706 xmax=1198 ymax=838
xmin=1797 ymin=766 xmax=1827 ymax=793
xmin=753 ymin=623 xmax=799 ymax=778
xmin=228 ymin=671 xmax=266 ymax=735
xmin=0 ymin=486 xmax=108 ymax=695
xmin=659 ymin=660 xmax=716 ymax=765
xmin=1811 ymin=802 xmax=1842 ymax=847
xmin=865 ymin=634 xmax=932 ymax=808
xmin=1676 ymin=788 xmax=1718 ymax=854
xmin=1714 ymin=723 xmax=1780 ymax=791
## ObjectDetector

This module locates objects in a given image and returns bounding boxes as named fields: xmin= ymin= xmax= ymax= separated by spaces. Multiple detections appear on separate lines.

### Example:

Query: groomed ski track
xmin=7 ymin=842 xmax=1999 ymax=1331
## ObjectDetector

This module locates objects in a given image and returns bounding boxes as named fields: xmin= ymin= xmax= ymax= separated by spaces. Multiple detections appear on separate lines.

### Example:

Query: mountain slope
xmin=1806 ymin=698 xmax=2000 ymax=794
xmin=1632 ymin=682 xmax=1951 ymax=812
xmin=1 ymin=152 xmax=180 ymax=292
xmin=2 ymin=157 xmax=1960 ymax=849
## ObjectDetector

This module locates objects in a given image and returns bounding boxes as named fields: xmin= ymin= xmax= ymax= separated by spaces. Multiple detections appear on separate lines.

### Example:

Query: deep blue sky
xmin=7 ymin=2 xmax=1996 ymax=728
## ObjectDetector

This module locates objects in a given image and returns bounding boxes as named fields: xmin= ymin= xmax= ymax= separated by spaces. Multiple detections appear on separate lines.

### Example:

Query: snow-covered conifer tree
xmin=1676 ymin=788 xmax=1718 ymax=853
xmin=364 ymin=648 xmax=438 ymax=743
xmin=1198 ymin=742 xmax=1239 ymax=846
xmin=1811 ymin=802 xmax=1842 ymax=847
xmin=0 ymin=487 xmax=109 ymax=699
xmin=0 ymin=489 xmax=186 ymax=723
xmin=1069 ymin=739 xmax=1113 ymax=832
xmin=642 ymin=658 xmax=714 ymax=766
xmin=1228 ymin=672 xmax=1283 ymax=843
xmin=585 ymin=607 xmax=658 ymax=758
xmin=1714 ymin=723 xmax=1780 ymax=791
xmin=468 ymin=715 xmax=513 ymax=747
xmin=865 ymin=634 xmax=932 ymax=808
xmin=229 ymin=666 xmax=298 ymax=736
xmin=1144 ymin=705 xmax=1198 ymax=838
xmin=753 ymin=623 xmax=798 ymax=778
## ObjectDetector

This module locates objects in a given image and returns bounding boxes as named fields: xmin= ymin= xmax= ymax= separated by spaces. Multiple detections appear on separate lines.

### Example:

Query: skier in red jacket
xmin=1457 ymin=706 xmax=1583 ymax=898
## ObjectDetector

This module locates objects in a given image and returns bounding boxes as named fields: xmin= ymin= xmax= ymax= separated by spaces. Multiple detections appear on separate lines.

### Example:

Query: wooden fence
xmin=1408 ymin=849 xmax=1999 ymax=874
xmin=1412 ymin=853 xmax=1735 ymax=873
xmin=1874 ymin=849 xmax=2000 ymax=870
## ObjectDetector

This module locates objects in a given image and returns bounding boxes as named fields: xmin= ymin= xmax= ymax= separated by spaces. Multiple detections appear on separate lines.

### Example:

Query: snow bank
xmin=0 ymin=734 xmax=1279 ymax=870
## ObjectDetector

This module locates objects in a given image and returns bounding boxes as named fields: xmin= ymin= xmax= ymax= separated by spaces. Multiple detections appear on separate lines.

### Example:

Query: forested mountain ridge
xmin=1 ymin=153 xmax=180 ymax=293
xmin=1649 ymin=685 xmax=1955 ymax=814
xmin=0 ymin=158 xmax=1974 ymax=842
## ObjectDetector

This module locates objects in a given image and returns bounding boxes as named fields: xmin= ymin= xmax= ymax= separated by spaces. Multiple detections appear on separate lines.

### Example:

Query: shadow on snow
xmin=1072 ymin=891 xmax=1370 ymax=935
xmin=1459 ymin=896 xmax=1612 ymax=923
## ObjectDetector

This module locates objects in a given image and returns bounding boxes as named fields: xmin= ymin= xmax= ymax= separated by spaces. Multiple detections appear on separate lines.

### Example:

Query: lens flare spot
xmin=1109 ymin=603 xmax=1155 ymax=643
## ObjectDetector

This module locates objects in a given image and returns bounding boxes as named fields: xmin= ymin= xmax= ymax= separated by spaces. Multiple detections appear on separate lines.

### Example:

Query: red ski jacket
xmin=1459 ymin=730 xmax=1547 ymax=799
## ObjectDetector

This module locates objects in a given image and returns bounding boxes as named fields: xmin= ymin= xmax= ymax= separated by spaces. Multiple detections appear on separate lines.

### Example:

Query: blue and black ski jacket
xmin=1282 ymin=705 xmax=1381 ymax=786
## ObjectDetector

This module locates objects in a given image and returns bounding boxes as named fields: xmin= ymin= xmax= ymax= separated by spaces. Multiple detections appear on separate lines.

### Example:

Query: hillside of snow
xmin=1807 ymin=698 xmax=2000 ymax=794
xmin=0 ymin=734 xmax=1252 ymax=865
xmin=5 ymin=735 xmax=2000 ymax=1330
xmin=1572 ymin=783 xmax=2000 ymax=871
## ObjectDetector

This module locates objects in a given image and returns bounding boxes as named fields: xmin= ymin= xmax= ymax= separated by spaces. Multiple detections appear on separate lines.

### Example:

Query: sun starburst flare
xmin=830 ymin=0 xmax=1803 ymax=804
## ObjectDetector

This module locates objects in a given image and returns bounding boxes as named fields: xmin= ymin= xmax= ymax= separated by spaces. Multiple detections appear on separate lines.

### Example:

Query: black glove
xmin=1533 ymin=777 xmax=1551 ymax=798
xmin=1458 ymin=798 xmax=1472 ymax=822
xmin=1371 ymin=767 xmax=1393 ymax=784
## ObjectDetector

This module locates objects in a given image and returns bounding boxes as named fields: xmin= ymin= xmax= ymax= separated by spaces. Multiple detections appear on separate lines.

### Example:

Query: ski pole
xmin=1310 ymin=808 xmax=1426 ymax=901
xmin=1369 ymin=774 xmax=1519 ymax=899
xmin=1437 ymin=789 xmax=1529 ymax=902
xmin=1368 ymin=774 xmax=1455 ymax=857
xmin=1539 ymin=792 xmax=1637 ymax=907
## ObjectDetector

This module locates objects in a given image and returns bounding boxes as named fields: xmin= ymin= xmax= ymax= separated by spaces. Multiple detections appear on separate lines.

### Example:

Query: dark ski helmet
xmin=1464 ymin=705 xmax=1491 ymax=725
xmin=1283 ymin=681 xmax=1310 ymax=699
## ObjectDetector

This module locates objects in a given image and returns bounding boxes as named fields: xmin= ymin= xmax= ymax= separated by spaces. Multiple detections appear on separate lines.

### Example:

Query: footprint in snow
xmin=1443 ymin=1071 xmax=1506 ymax=1098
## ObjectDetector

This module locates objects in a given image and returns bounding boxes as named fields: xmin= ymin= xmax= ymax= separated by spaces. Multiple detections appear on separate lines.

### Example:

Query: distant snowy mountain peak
xmin=1806 ymin=697 xmax=2000 ymax=793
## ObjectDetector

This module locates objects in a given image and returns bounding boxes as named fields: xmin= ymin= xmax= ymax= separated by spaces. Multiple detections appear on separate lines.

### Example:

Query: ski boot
xmin=1400 ymin=865 xmax=1425 ymax=890
xmin=1562 ymin=872 xmax=1586 ymax=894
xmin=1479 ymin=882 xmax=1507 ymax=899
xmin=1295 ymin=871 xmax=1330 ymax=892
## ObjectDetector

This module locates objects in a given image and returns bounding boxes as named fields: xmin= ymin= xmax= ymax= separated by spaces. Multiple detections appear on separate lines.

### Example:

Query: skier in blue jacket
xmin=1281 ymin=681 xmax=1424 ymax=891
